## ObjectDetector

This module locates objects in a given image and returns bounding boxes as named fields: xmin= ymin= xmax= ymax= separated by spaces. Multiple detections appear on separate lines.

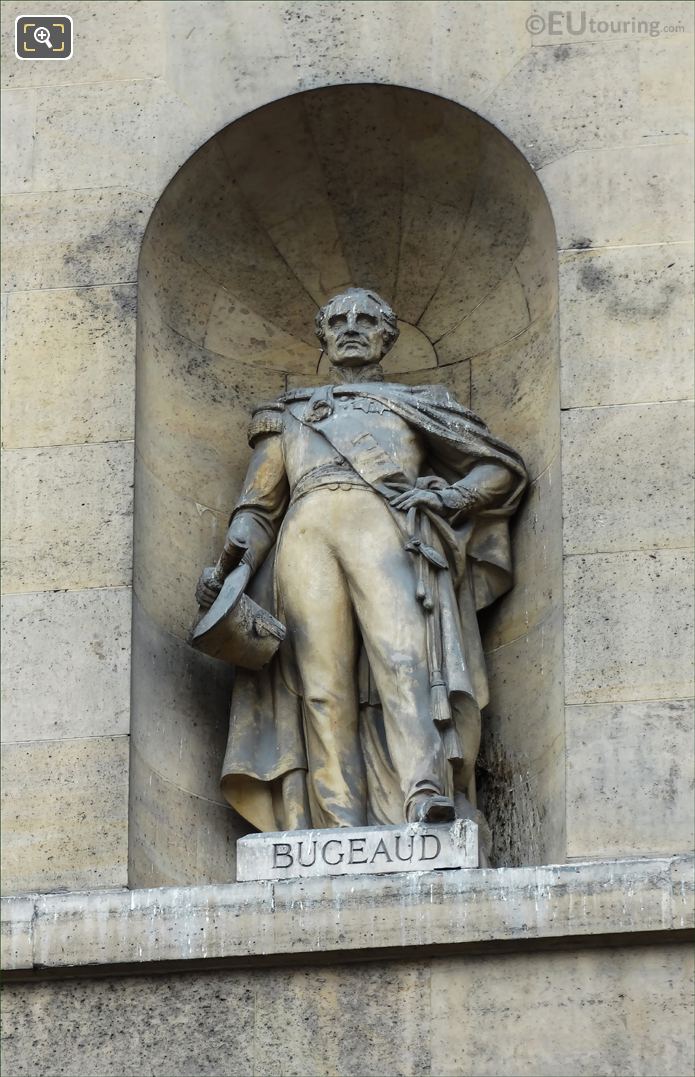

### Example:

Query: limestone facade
xmin=1 ymin=2 xmax=693 ymax=1073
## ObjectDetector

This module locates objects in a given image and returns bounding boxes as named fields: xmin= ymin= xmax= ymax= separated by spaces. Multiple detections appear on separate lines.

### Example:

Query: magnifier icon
xmin=33 ymin=26 xmax=52 ymax=48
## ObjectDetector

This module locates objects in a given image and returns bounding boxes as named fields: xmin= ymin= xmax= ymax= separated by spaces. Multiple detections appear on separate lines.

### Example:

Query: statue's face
xmin=322 ymin=295 xmax=389 ymax=367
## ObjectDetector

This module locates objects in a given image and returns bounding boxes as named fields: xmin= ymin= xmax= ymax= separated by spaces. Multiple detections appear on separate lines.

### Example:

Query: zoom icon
xmin=15 ymin=16 xmax=73 ymax=59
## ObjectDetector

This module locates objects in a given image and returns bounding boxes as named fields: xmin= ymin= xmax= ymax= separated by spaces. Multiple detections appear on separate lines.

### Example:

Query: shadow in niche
xmin=130 ymin=83 xmax=563 ymax=887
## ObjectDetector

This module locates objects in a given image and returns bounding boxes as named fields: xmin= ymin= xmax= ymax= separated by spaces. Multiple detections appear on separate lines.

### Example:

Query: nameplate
xmin=236 ymin=821 xmax=478 ymax=882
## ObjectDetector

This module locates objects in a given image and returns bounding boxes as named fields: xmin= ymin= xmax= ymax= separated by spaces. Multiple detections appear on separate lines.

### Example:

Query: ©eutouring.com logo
xmin=525 ymin=11 xmax=686 ymax=37
xmin=15 ymin=15 xmax=73 ymax=59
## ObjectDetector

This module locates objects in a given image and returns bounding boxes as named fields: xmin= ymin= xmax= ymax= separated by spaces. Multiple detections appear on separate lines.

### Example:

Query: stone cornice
xmin=2 ymin=855 xmax=693 ymax=980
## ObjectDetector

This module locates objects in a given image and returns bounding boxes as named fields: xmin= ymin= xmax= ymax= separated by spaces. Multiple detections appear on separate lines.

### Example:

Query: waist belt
xmin=290 ymin=462 xmax=369 ymax=504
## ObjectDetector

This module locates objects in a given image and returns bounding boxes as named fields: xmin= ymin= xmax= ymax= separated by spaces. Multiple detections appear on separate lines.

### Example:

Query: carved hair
xmin=314 ymin=287 xmax=400 ymax=351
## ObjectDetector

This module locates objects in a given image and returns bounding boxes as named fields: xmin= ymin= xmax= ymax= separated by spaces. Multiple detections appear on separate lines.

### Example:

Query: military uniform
xmin=218 ymin=382 xmax=527 ymax=831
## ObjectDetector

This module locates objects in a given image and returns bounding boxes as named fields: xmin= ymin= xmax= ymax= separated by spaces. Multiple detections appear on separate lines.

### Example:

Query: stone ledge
xmin=2 ymin=855 xmax=692 ymax=978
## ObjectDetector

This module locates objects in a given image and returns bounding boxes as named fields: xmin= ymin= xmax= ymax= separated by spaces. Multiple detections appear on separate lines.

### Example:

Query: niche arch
xmin=130 ymin=84 xmax=562 ymax=886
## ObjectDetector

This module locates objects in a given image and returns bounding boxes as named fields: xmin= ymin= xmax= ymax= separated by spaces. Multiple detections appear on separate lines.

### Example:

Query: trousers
xmin=275 ymin=484 xmax=448 ymax=827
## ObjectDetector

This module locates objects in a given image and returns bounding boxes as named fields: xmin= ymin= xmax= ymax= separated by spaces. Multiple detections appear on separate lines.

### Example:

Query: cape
xmin=220 ymin=382 xmax=528 ymax=832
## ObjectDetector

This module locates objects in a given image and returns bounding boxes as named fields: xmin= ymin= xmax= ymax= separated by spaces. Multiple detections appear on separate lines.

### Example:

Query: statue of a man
xmin=195 ymin=287 xmax=527 ymax=834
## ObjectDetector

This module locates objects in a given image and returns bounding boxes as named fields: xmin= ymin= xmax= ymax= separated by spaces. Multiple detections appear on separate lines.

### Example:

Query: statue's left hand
xmin=390 ymin=488 xmax=446 ymax=514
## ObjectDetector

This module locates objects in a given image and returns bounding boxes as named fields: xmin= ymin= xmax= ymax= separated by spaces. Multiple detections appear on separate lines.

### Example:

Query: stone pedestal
xmin=236 ymin=820 xmax=479 ymax=882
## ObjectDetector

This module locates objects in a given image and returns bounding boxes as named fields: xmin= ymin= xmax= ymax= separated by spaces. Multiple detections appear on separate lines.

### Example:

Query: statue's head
xmin=315 ymin=287 xmax=399 ymax=369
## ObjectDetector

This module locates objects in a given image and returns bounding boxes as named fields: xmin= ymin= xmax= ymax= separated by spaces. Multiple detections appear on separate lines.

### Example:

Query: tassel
xmin=431 ymin=676 xmax=464 ymax=764
xmin=442 ymin=724 xmax=464 ymax=764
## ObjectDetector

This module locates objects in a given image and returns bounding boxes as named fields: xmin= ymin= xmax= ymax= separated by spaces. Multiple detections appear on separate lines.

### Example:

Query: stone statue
xmin=193 ymin=288 xmax=527 ymax=837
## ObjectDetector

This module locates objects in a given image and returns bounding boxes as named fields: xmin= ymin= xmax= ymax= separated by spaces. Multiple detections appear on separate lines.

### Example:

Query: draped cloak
xmin=220 ymin=382 xmax=528 ymax=832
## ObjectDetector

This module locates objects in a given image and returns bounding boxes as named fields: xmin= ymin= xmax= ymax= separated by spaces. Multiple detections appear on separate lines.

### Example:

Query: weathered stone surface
xmin=237 ymin=822 xmax=479 ymax=882
xmin=0 ymin=89 xmax=35 ymax=193
xmin=482 ymin=39 xmax=640 ymax=169
xmin=480 ymin=610 xmax=565 ymax=867
xmin=559 ymin=243 xmax=694 ymax=408
xmin=430 ymin=944 xmax=695 ymax=1077
xmin=1 ymin=441 xmax=134 ymax=594
xmin=540 ymin=142 xmax=693 ymax=250
xmin=128 ymin=746 xmax=243 ymax=889
xmin=1 ymin=188 xmax=150 ymax=292
xmin=564 ymin=549 xmax=694 ymax=704
xmin=1 ymin=736 xmax=128 ymax=895
xmin=471 ymin=310 xmax=560 ymax=480
xmin=2 ymin=943 xmax=693 ymax=1077
xmin=33 ymin=81 xmax=200 ymax=195
xmin=562 ymin=401 xmax=694 ymax=554
xmin=2 ymin=855 xmax=691 ymax=972
xmin=1 ymin=588 xmax=131 ymax=744
xmin=163 ymin=1 xmax=298 ymax=129
xmin=130 ymin=598 xmax=232 ymax=804
xmin=566 ymin=699 xmax=695 ymax=858
xmin=1 ymin=1 xmax=165 ymax=88
xmin=133 ymin=455 xmax=228 ymax=641
xmin=2 ymin=285 xmax=136 ymax=448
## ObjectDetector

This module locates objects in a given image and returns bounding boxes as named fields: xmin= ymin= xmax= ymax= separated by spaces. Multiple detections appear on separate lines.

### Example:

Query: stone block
xmin=430 ymin=944 xmax=695 ymax=1077
xmin=204 ymin=288 xmax=319 ymax=375
xmin=638 ymin=35 xmax=694 ymax=138
xmin=128 ymin=746 xmax=244 ymax=888
xmin=2 ymin=285 xmax=136 ymax=448
xmin=482 ymin=39 xmax=640 ymax=169
xmin=562 ymin=401 xmax=694 ymax=554
xmin=436 ymin=267 xmax=531 ymax=365
xmin=3 ymin=855 xmax=690 ymax=971
xmin=144 ymin=139 xmax=317 ymax=346
xmin=479 ymin=609 xmax=565 ymax=866
xmin=33 ymin=80 xmax=201 ymax=195
xmin=163 ymin=1 xmax=299 ymax=129
xmin=1 ymin=587 xmax=131 ymax=744
xmin=560 ymin=243 xmax=694 ymax=407
xmin=131 ymin=598 xmax=232 ymax=804
xmin=237 ymin=821 xmax=478 ymax=882
xmin=0 ymin=895 xmax=33 ymax=971
xmin=0 ymin=89 xmax=35 ymax=193
xmin=566 ymin=698 xmax=695 ymax=857
xmin=564 ymin=549 xmax=694 ymax=704
xmin=133 ymin=455 xmax=228 ymax=641
xmin=540 ymin=142 xmax=693 ymax=250
xmin=1 ymin=1 xmax=165 ymax=88
xmin=1 ymin=441 xmax=134 ymax=594
xmin=251 ymin=960 xmax=430 ymax=1077
xmin=135 ymin=309 xmax=285 ymax=510
xmin=1 ymin=188 xmax=150 ymax=291
xmin=419 ymin=135 xmax=536 ymax=342
xmin=470 ymin=309 xmax=560 ymax=481
xmin=215 ymin=92 xmax=354 ymax=307
xmin=1 ymin=970 xmax=255 ymax=1077
xmin=1 ymin=736 xmax=128 ymax=895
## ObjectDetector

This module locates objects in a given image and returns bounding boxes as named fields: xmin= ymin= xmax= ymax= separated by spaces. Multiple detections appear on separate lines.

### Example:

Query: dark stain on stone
xmin=569 ymin=237 xmax=593 ymax=250
xmin=578 ymin=262 xmax=613 ymax=293
xmin=476 ymin=738 xmax=544 ymax=867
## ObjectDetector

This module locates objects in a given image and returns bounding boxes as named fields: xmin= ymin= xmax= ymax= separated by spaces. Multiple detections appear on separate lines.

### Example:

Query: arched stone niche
xmin=130 ymin=84 xmax=562 ymax=887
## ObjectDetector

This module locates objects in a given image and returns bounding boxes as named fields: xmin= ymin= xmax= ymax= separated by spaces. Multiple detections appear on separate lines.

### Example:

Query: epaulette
xmin=248 ymin=403 xmax=284 ymax=447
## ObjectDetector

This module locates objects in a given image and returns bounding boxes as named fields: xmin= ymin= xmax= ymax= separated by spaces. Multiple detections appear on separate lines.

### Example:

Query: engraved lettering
xmin=272 ymin=842 xmax=293 ymax=868
xmin=322 ymin=838 xmax=344 ymax=865
xmin=370 ymin=837 xmax=393 ymax=863
xmin=420 ymin=834 xmax=441 ymax=861
xmin=348 ymin=837 xmax=368 ymax=864
xmin=297 ymin=839 xmax=317 ymax=867
xmin=394 ymin=834 xmax=415 ymax=862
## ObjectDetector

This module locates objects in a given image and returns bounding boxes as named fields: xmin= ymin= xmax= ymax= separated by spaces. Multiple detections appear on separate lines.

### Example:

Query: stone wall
xmin=1 ymin=0 xmax=693 ymax=892
xmin=1 ymin=4 xmax=693 ymax=1075
xmin=4 ymin=944 xmax=693 ymax=1077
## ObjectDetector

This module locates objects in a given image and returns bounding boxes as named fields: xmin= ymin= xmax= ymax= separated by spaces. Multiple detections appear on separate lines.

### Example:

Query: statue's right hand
xmin=195 ymin=565 xmax=225 ymax=609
